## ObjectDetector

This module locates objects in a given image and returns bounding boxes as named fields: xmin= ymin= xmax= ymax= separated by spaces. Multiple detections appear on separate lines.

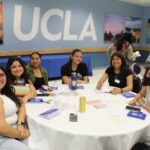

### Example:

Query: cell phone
xmin=126 ymin=105 xmax=141 ymax=112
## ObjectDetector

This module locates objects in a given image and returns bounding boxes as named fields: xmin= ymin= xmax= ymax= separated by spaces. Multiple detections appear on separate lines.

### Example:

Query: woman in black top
xmin=96 ymin=52 xmax=133 ymax=94
xmin=61 ymin=49 xmax=89 ymax=84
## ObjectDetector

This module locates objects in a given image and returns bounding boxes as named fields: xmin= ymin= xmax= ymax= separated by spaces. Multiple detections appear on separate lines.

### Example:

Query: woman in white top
xmin=0 ymin=66 xmax=32 ymax=150
xmin=129 ymin=67 xmax=150 ymax=112
xmin=6 ymin=56 xmax=36 ymax=103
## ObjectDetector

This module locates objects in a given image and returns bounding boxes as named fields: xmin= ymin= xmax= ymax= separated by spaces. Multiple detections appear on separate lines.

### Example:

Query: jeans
xmin=0 ymin=137 xmax=32 ymax=150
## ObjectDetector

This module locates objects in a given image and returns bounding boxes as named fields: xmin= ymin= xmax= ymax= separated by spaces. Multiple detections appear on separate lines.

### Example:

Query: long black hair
xmin=143 ymin=67 xmax=150 ymax=86
xmin=6 ymin=56 xmax=29 ymax=84
xmin=115 ymin=33 xmax=133 ymax=51
xmin=0 ymin=66 xmax=20 ymax=106
xmin=110 ymin=52 xmax=127 ymax=73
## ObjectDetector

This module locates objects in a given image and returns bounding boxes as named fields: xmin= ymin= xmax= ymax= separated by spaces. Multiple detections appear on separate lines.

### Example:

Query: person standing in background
xmin=26 ymin=52 xmax=48 ymax=89
xmin=61 ymin=49 xmax=89 ymax=84
xmin=107 ymin=33 xmax=139 ymax=66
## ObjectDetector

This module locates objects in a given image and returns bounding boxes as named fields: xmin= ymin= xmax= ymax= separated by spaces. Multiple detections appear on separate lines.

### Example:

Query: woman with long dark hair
xmin=6 ymin=56 xmax=36 ymax=103
xmin=0 ymin=66 xmax=32 ymax=150
xmin=26 ymin=52 xmax=48 ymax=89
xmin=61 ymin=49 xmax=89 ymax=84
xmin=96 ymin=52 xmax=133 ymax=94
xmin=129 ymin=67 xmax=150 ymax=111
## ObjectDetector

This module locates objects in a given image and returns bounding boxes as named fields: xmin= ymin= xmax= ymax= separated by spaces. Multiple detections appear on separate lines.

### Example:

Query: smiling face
xmin=111 ymin=55 xmax=122 ymax=69
xmin=0 ymin=69 xmax=6 ymax=91
xmin=10 ymin=60 xmax=24 ymax=79
xmin=30 ymin=53 xmax=41 ymax=68
xmin=71 ymin=51 xmax=83 ymax=65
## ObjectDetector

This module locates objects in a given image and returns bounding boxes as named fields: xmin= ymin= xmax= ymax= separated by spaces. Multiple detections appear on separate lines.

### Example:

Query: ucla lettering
xmin=13 ymin=5 xmax=97 ymax=41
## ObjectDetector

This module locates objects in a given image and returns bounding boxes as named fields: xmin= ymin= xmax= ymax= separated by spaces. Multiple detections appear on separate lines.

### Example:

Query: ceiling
xmin=117 ymin=0 xmax=150 ymax=6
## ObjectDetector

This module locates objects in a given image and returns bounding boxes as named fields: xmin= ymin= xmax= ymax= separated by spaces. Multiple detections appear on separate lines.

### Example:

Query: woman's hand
xmin=17 ymin=125 xmax=30 ymax=139
xmin=136 ymin=98 xmax=145 ymax=106
xmin=110 ymin=88 xmax=121 ymax=94
xmin=128 ymin=99 xmax=137 ymax=106
xmin=96 ymin=81 xmax=102 ymax=90
xmin=21 ymin=96 xmax=29 ymax=104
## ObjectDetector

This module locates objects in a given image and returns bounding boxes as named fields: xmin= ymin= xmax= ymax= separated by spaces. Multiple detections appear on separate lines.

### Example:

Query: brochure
xmin=28 ymin=98 xmax=43 ymax=103
xmin=127 ymin=111 xmax=146 ymax=120
xmin=122 ymin=92 xmax=136 ymax=98
xmin=39 ymin=108 xmax=61 ymax=119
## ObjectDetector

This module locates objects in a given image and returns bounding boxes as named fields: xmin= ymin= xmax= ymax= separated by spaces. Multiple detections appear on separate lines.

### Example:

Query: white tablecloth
xmin=26 ymin=84 xmax=150 ymax=150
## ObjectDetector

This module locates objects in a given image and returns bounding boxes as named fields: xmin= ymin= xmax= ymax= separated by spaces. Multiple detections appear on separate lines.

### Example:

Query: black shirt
xmin=106 ymin=67 xmax=132 ymax=88
xmin=34 ymin=77 xmax=45 ymax=89
xmin=61 ymin=62 xmax=88 ymax=82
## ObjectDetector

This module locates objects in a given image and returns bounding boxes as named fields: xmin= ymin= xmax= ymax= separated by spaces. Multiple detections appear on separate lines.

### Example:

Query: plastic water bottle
xmin=71 ymin=72 xmax=77 ymax=90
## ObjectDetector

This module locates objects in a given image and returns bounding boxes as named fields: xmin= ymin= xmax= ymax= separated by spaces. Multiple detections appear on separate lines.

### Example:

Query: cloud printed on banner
xmin=104 ymin=14 xmax=142 ymax=43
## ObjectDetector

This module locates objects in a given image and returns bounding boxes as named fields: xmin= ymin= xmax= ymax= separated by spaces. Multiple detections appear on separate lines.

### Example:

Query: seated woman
xmin=96 ymin=52 xmax=133 ymax=94
xmin=130 ymin=68 xmax=150 ymax=150
xmin=61 ymin=49 xmax=89 ymax=84
xmin=26 ymin=52 xmax=48 ymax=89
xmin=129 ymin=67 xmax=150 ymax=111
xmin=0 ymin=66 xmax=32 ymax=150
xmin=6 ymin=56 xmax=37 ymax=103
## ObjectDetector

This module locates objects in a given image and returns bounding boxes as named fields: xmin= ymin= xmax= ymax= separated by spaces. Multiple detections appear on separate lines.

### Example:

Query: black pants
xmin=131 ymin=143 xmax=150 ymax=150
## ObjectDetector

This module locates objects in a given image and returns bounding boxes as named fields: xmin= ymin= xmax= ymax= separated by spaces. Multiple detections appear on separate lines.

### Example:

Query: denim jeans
xmin=0 ymin=137 xmax=32 ymax=150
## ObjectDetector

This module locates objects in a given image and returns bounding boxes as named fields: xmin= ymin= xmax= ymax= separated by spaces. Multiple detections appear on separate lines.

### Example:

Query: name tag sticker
xmin=115 ymin=79 xmax=120 ymax=84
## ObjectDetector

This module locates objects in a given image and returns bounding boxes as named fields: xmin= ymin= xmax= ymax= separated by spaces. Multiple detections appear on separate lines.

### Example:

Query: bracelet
xmin=17 ymin=122 xmax=25 ymax=126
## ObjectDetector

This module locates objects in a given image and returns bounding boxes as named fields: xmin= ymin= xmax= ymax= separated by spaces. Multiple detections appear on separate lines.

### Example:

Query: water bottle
xmin=71 ymin=72 xmax=77 ymax=90
xmin=79 ymin=96 xmax=86 ymax=113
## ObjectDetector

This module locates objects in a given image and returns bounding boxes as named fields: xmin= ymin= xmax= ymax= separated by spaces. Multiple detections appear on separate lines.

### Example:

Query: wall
xmin=0 ymin=0 xmax=147 ymax=67
xmin=141 ymin=7 xmax=150 ymax=47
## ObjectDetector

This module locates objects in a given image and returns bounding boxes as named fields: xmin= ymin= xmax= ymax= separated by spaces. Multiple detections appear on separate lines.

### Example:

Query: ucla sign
xmin=13 ymin=5 xmax=97 ymax=41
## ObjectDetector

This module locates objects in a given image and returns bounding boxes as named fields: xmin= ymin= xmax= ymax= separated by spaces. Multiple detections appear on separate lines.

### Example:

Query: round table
xmin=26 ymin=84 xmax=150 ymax=150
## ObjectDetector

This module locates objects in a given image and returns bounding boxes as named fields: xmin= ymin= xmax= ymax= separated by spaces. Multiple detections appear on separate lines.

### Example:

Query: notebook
xmin=122 ymin=92 xmax=136 ymax=98
xmin=127 ymin=111 xmax=146 ymax=120
xmin=39 ymin=108 xmax=61 ymax=119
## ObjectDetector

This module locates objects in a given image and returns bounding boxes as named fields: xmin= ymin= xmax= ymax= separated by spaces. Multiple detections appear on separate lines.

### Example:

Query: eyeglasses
xmin=0 ymin=73 xmax=6 ymax=78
